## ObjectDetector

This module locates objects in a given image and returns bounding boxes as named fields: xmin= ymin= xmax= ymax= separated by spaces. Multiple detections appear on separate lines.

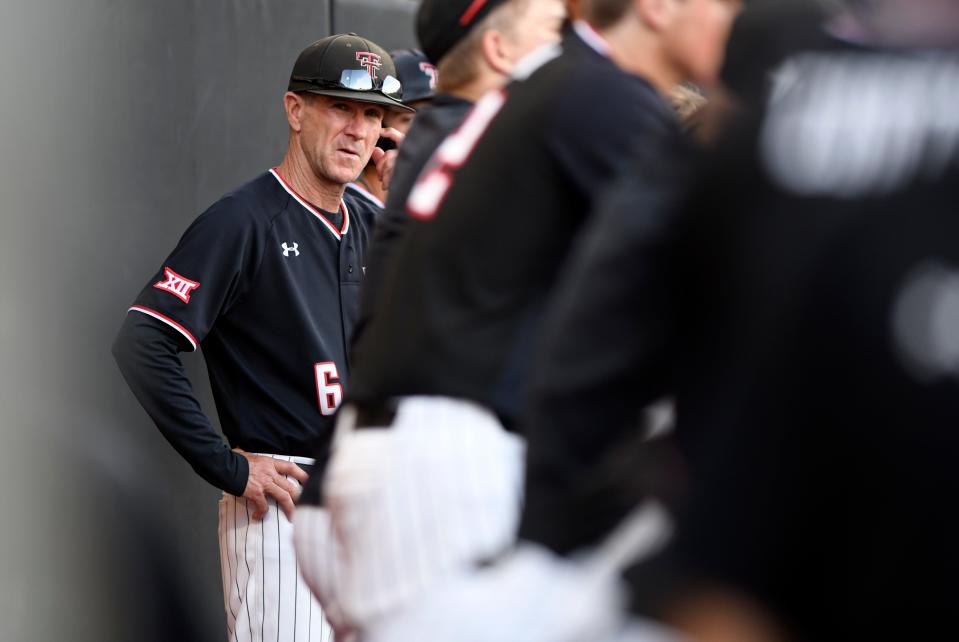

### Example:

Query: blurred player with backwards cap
xmin=113 ymin=33 xmax=409 ymax=642
xmin=294 ymin=0 xmax=567 ymax=635
xmin=351 ymin=0 xmax=569 ymax=342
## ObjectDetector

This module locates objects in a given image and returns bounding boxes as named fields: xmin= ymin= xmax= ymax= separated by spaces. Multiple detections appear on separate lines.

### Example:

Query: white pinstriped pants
xmin=218 ymin=454 xmax=334 ymax=642
xmin=296 ymin=396 xmax=526 ymax=629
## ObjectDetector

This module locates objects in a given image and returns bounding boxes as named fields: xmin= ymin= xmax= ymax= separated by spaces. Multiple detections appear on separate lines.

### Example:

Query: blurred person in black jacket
xmin=347 ymin=0 xmax=568 ymax=345
xmin=293 ymin=0 xmax=566 ymax=636
xmin=516 ymin=0 xmax=959 ymax=640
xmin=323 ymin=0 xmax=742 ymax=639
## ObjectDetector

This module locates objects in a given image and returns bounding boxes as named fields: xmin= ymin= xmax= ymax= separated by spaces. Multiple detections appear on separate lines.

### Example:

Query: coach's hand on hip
xmin=234 ymin=449 xmax=309 ymax=521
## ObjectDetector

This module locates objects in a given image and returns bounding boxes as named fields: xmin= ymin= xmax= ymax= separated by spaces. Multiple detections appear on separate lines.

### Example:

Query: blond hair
xmin=436 ymin=0 xmax=533 ymax=92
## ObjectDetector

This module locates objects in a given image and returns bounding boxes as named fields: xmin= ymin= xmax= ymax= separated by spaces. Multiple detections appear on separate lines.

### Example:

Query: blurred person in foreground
xmin=310 ymin=0 xmax=741 ymax=640
xmin=112 ymin=34 xmax=408 ymax=642
xmin=679 ymin=0 xmax=838 ymax=144
xmin=520 ymin=0 xmax=842 ymax=559
xmin=507 ymin=0 xmax=959 ymax=640
xmin=345 ymin=48 xmax=438 ymax=209
xmin=294 ymin=0 xmax=567 ymax=636
xmin=348 ymin=0 xmax=568 ymax=344
xmin=627 ymin=2 xmax=959 ymax=638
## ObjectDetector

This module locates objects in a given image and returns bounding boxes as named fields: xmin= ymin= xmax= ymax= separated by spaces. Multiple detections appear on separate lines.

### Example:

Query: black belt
xmin=353 ymin=400 xmax=397 ymax=429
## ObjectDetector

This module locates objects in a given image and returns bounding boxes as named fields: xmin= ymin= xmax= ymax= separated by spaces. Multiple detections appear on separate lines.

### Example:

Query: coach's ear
xmin=284 ymin=91 xmax=308 ymax=133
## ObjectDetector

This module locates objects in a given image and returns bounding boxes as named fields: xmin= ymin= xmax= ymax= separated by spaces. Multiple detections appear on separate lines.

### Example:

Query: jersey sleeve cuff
xmin=128 ymin=305 xmax=198 ymax=351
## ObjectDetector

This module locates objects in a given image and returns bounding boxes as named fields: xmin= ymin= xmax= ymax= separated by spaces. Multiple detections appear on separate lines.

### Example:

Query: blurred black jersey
xmin=348 ymin=23 xmax=681 ymax=422
xmin=621 ymin=50 xmax=959 ymax=641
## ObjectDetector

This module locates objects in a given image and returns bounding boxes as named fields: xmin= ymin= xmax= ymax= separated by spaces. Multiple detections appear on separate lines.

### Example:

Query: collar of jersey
xmin=346 ymin=181 xmax=385 ymax=209
xmin=573 ymin=20 xmax=611 ymax=58
xmin=269 ymin=168 xmax=350 ymax=240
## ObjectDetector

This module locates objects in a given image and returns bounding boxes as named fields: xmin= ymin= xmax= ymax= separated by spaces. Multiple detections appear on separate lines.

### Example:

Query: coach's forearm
xmin=112 ymin=313 xmax=249 ymax=496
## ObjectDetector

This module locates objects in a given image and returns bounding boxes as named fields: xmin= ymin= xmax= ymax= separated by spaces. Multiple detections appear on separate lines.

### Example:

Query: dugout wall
xmin=0 ymin=2 xmax=416 ymax=640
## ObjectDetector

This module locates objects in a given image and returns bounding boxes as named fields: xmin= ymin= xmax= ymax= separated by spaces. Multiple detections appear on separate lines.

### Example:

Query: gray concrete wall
xmin=335 ymin=0 xmax=419 ymax=51
xmin=0 ymin=1 xmax=416 ymax=640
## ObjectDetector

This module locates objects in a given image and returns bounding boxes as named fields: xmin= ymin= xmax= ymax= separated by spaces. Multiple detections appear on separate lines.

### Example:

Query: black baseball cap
xmin=417 ymin=0 xmax=511 ymax=65
xmin=391 ymin=49 xmax=437 ymax=104
xmin=288 ymin=33 xmax=415 ymax=113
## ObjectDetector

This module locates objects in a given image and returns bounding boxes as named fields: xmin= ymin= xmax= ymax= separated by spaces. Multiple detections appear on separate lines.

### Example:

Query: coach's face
xmin=292 ymin=93 xmax=386 ymax=186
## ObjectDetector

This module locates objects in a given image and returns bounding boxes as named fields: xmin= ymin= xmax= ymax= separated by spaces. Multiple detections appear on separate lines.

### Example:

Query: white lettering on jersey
xmin=761 ymin=53 xmax=959 ymax=198
xmin=315 ymin=362 xmax=343 ymax=416
xmin=153 ymin=267 xmax=200 ymax=303
xmin=407 ymin=88 xmax=507 ymax=220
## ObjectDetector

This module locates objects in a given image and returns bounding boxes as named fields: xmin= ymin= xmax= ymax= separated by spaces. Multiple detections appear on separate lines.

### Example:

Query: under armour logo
xmin=356 ymin=51 xmax=382 ymax=80
xmin=419 ymin=62 xmax=438 ymax=90
xmin=153 ymin=267 xmax=200 ymax=303
xmin=282 ymin=242 xmax=300 ymax=257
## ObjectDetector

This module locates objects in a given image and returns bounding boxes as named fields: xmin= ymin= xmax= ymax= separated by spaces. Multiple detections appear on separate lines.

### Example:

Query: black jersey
xmin=348 ymin=23 xmax=680 ymax=421
xmin=353 ymin=93 xmax=474 ymax=343
xmin=115 ymin=169 xmax=374 ymax=493
xmin=510 ymin=46 xmax=959 ymax=638
xmin=637 ymin=52 xmax=959 ymax=641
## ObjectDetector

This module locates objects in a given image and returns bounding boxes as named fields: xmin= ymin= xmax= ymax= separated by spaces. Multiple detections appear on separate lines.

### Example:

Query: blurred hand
xmin=234 ymin=448 xmax=308 ymax=520
xmin=371 ymin=126 xmax=405 ymax=191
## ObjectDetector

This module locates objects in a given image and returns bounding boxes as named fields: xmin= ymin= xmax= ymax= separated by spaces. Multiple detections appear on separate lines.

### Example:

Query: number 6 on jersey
xmin=314 ymin=362 xmax=342 ymax=415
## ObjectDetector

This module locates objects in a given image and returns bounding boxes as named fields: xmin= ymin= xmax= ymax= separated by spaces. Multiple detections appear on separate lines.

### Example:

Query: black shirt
xmin=514 ymin=46 xmax=959 ymax=639
xmin=113 ymin=169 xmax=375 ymax=494
xmin=353 ymin=93 xmax=474 ymax=344
xmin=631 ymin=51 xmax=959 ymax=641
xmin=348 ymin=24 xmax=680 ymax=422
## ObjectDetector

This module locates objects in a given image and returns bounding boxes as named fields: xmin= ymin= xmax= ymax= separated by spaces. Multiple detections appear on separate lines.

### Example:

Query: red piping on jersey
xmin=269 ymin=168 xmax=350 ymax=240
xmin=128 ymin=305 xmax=198 ymax=351
xmin=459 ymin=0 xmax=489 ymax=26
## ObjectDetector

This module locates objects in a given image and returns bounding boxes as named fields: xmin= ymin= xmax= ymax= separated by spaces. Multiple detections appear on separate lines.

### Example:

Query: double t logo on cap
xmin=355 ymin=52 xmax=382 ymax=80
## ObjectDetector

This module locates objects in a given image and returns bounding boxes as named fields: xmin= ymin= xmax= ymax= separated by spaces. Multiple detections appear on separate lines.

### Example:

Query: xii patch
xmin=153 ymin=267 xmax=200 ymax=303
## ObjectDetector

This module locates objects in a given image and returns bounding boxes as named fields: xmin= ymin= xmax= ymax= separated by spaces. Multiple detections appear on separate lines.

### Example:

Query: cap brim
xmin=296 ymin=87 xmax=415 ymax=113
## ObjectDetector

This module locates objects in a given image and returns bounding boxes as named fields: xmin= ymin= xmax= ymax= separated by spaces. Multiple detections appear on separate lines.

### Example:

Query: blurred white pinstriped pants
xmin=295 ymin=396 xmax=526 ymax=629
xmin=219 ymin=454 xmax=334 ymax=642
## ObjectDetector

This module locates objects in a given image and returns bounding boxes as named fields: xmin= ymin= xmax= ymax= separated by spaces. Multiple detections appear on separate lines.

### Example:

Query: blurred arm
xmin=519 ymin=146 xmax=690 ymax=554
